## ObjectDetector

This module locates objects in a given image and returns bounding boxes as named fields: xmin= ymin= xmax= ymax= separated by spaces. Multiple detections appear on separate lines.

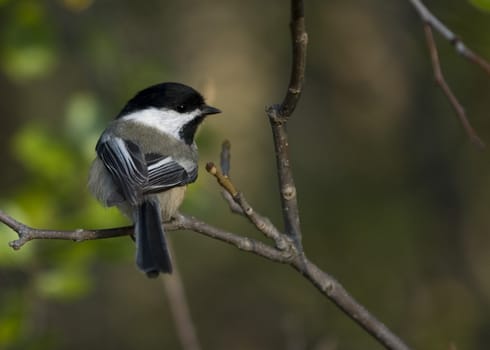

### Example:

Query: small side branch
xmin=206 ymin=141 xmax=411 ymax=350
xmin=423 ymin=24 xmax=485 ymax=148
xmin=409 ymin=0 xmax=490 ymax=75
xmin=408 ymin=0 xmax=489 ymax=148
xmin=0 ymin=209 xmax=133 ymax=250
xmin=206 ymin=159 xmax=290 ymax=251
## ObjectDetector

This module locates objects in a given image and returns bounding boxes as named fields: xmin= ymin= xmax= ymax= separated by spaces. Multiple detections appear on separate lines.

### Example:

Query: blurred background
xmin=1 ymin=0 xmax=490 ymax=349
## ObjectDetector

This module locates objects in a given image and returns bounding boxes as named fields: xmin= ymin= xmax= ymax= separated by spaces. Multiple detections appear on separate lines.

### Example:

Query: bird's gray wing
xmin=144 ymin=153 xmax=198 ymax=193
xmin=96 ymin=134 xmax=198 ymax=204
xmin=96 ymin=134 xmax=147 ymax=206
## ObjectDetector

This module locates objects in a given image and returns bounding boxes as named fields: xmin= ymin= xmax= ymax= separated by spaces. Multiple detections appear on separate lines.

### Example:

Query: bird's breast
xmin=157 ymin=186 xmax=187 ymax=221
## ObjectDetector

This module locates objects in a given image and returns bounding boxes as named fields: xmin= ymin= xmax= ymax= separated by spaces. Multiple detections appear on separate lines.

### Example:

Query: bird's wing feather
xmin=96 ymin=135 xmax=147 ymax=205
xmin=96 ymin=135 xmax=197 ymax=204
xmin=145 ymin=153 xmax=197 ymax=193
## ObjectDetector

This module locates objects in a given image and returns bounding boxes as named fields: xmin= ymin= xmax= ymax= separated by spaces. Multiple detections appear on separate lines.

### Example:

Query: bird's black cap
xmin=117 ymin=82 xmax=220 ymax=118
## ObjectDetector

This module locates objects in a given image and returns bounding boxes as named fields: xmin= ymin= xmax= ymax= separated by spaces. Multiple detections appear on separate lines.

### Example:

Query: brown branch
xmin=279 ymin=0 xmax=308 ymax=118
xmin=205 ymin=162 xmax=238 ymax=197
xmin=3 ymin=209 xmax=410 ymax=350
xmin=206 ymin=161 xmax=290 ymax=251
xmin=423 ymin=24 xmax=485 ymax=149
xmin=162 ymin=248 xmax=202 ymax=350
xmin=0 ymin=207 xmax=410 ymax=350
xmin=169 ymin=213 xmax=294 ymax=263
xmin=266 ymin=0 xmax=307 ymax=251
xmin=409 ymin=0 xmax=490 ymax=76
xmin=1 ymin=208 xmax=292 ymax=262
xmin=205 ymin=140 xmax=411 ymax=350
xmin=1 ymin=138 xmax=410 ymax=350
xmin=409 ymin=0 xmax=489 ymax=148
xmin=0 ymin=209 xmax=133 ymax=250
xmin=216 ymin=141 xmax=244 ymax=215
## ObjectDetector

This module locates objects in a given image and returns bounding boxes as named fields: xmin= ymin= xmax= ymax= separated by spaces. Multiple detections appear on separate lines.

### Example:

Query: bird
xmin=88 ymin=82 xmax=221 ymax=277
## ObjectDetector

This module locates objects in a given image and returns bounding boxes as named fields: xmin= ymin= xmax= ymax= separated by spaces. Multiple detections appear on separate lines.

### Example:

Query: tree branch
xmin=279 ymin=0 xmax=308 ymax=118
xmin=423 ymin=24 xmax=485 ymax=149
xmin=206 ymin=159 xmax=290 ymax=251
xmin=266 ymin=0 xmax=308 ymax=252
xmin=1 ymin=138 xmax=412 ymax=350
xmin=409 ymin=0 xmax=490 ymax=75
xmin=2 ymin=137 xmax=411 ymax=350
xmin=205 ymin=142 xmax=411 ymax=350
xmin=0 ymin=207 xmax=410 ymax=350
xmin=162 ymin=252 xmax=202 ymax=350
xmin=0 ymin=209 xmax=133 ymax=250
xmin=409 ymin=0 xmax=489 ymax=148
xmin=295 ymin=259 xmax=410 ymax=350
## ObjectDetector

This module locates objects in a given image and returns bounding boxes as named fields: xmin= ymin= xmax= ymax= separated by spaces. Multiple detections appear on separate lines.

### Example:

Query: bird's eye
xmin=177 ymin=104 xmax=185 ymax=112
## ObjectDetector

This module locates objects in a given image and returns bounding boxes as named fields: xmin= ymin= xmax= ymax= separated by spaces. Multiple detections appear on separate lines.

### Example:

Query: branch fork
xmin=409 ymin=0 xmax=490 ymax=148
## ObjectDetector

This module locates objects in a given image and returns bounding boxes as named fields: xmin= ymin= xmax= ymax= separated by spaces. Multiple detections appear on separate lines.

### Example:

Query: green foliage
xmin=35 ymin=265 xmax=92 ymax=301
xmin=469 ymin=0 xmax=490 ymax=12
xmin=0 ymin=0 xmax=58 ymax=81
xmin=13 ymin=125 xmax=77 ymax=184
xmin=0 ymin=294 xmax=23 ymax=347
xmin=0 ymin=88 xmax=132 ymax=348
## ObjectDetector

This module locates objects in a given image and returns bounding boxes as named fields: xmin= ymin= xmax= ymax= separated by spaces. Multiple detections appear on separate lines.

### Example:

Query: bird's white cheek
xmin=124 ymin=108 xmax=200 ymax=139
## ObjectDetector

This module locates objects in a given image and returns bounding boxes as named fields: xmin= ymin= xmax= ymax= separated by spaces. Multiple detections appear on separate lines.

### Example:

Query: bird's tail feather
xmin=135 ymin=198 xmax=173 ymax=277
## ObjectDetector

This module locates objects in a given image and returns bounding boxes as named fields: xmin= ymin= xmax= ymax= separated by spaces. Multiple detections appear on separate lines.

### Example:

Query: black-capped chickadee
xmin=88 ymin=82 xmax=221 ymax=277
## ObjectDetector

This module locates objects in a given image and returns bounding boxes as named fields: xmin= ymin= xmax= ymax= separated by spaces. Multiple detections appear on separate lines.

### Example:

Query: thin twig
xmin=170 ymin=213 xmax=294 ymax=263
xmin=205 ymin=162 xmax=238 ymax=197
xmin=206 ymin=140 xmax=410 ymax=350
xmin=220 ymin=139 xmax=231 ymax=177
xmin=206 ymin=162 xmax=289 ymax=251
xmin=423 ymin=24 xmax=485 ymax=149
xmin=162 ymin=247 xmax=202 ymax=350
xmin=0 ymin=209 xmax=133 ymax=250
xmin=266 ymin=0 xmax=307 ymax=252
xmin=218 ymin=140 xmax=244 ymax=214
xmin=409 ymin=0 xmax=490 ymax=75
xmin=408 ymin=0 xmax=489 ymax=148
xmin=279 ymin=0 xmax=308 ymax=118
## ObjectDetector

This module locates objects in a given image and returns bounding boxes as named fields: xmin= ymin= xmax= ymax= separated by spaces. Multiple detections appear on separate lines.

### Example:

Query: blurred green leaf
xmin=60 ymin=0 xmax=94 ymax=12
xmin=2 ymin=45 xmax=56 ymax=81
xmin=35 ymin=266 xmax=92 ymax=300
xmin=0 ymin=0 xmax=12 ymax=7
xmin=12 ymin=125 xmax=76 ymax=182
xmin=0 ymin=292 xmax=26 ymax=348
xmin=0 ymin=0 xmax=58 ymax=81
xmin=469 ymin=0 xmax=490 ymax=12
xmin=64 ymin=92 xmax=103 ymax=161
xmin=65 ymin=92 xmax=99 ymax=139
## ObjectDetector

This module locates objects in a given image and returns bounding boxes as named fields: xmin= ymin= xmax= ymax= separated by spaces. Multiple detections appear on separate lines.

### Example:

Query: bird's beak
xmin=201 ymin=105 xmax=221 ymax=115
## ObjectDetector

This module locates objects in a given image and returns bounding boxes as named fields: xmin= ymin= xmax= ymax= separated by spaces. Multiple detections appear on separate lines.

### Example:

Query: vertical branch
xmin=267 ymin=0 xmax=308 ymax=252
xmin=162 ymin=248 xmax=202 ymax=350
xmin=280 ymin=0 xmax=308 ymax=117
